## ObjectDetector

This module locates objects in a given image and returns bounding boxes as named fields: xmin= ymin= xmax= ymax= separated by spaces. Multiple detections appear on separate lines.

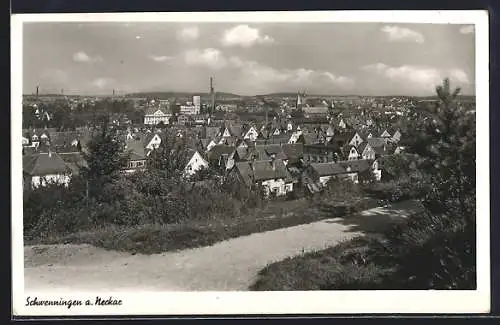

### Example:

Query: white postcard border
xmin=11 ymin=10 xmax=490 ymax=316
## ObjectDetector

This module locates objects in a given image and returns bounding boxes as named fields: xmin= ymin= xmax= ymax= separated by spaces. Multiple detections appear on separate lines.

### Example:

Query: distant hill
xmin=125 ymin=91 xmax=246 ymax=99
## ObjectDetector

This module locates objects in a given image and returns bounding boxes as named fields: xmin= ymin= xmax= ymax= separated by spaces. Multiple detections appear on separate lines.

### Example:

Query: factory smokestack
xmin=36 ymin=85 xmax=39 ymax=98
xmin=210 ymin=77 xmax=215 ymax=115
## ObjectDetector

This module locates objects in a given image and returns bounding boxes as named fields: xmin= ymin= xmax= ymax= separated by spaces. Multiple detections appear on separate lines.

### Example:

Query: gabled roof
xmin=23 ymin=152 xmax=71 ymax=176
xmin=310 ymin=162 xmax=346 ymax=177
xmin=234 ymin=159 xmax=292 ymax=186
xmin=145 ymin=106 xmax=171 ymax=115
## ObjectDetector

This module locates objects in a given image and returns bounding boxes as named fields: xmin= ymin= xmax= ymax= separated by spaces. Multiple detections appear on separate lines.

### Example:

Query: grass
xmin=26 ymin=197 xmax=378 ymax=255
xmin=249 ymin=235 xmax=395 ymax=291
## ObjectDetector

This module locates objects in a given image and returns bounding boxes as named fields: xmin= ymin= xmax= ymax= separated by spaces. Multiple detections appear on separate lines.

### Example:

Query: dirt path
xmin=24 ymin=200 xmax=422 ymax=292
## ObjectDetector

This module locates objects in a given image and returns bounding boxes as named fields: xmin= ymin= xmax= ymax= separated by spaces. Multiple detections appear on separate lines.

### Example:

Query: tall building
xmin=193 ymin=95 xmax=201 ymax=107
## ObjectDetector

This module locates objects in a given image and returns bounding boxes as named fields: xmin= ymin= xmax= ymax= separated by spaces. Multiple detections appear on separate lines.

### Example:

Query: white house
xmin=205 ymin=139 xmax=218 ymax=152
xmin=184 ymin=150 xmax=209 ymax=177
xmin=145 ymin=133 xmax=162 ymax=150
xmin=338 ymin=118 xmax=347 ymax=129
xmin=380 ymin=129 xmax=392 ymax=138
xmin=243 ymin=126 xmax=259 ymax=141
xmin=23 ymin=152 xmax=72 ymax=189
xmin=348 ymin=132 xmax=364 ymax=147
xmin=287 ymin=130 xmax=303 ymax=144
xmin=230 ymin=159 xmax=294 ymax=197
xmin=144 ymin=107 xmax=172 ymax=125
xmin=347 ymin=146 xmax=360 ymax=160
xmin=359 ymin=142 xmax=376 ymax=160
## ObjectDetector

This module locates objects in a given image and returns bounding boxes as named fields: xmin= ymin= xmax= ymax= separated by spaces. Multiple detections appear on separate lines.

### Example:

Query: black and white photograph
xmin=12 ymin=11 xmax=490 ymax=315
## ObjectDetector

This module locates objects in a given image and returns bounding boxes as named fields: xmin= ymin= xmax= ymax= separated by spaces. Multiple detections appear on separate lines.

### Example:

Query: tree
xmin=146 ymin=130 xmax=190 ymax=179
xmin=403 ymin=78 xmax=475 ymax=230
xmin=81 ymin=119 xmax=130 ymax=198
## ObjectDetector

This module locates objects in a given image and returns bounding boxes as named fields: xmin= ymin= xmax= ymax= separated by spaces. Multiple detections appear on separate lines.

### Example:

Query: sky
xmin=23 ymin=22 xmax=476 ymax=96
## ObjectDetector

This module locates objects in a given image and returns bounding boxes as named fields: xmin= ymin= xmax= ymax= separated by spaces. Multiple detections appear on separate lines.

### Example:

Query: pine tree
xmin=404 ymin=78 xmax=475 ymax=229
xmin=81 ymin=119 xmax=129 ymax=198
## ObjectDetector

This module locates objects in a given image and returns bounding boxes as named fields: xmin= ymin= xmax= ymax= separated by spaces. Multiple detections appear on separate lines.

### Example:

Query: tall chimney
xmin=210 ymin=77 xmax=215 ymax=115
xmin=36 ymin=85 xmax=39 ymax=99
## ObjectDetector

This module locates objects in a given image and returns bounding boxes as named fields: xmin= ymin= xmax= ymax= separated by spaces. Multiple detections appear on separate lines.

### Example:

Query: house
xmin=207 ymin=145 xmax=234 ymax=171
xmin=306 ymin=162 xmax=347 ymax=186
xmin=205 ymin=138 xmax=219 ymax=152
xmin=391 ymin=129 xmax=402 ymax=143
xmin=23 ymin=151 xmax=72 ymax=189
xmin=144 ymin=133 xmax=162 ymax=151
xmin=337 ymin=159 xmax=374 ymax=183
xmin=348 ymin=131 xmax=364 ymax=147
xmin=358 ymin=142 xmax=376 ymax=160
xmin=303 ymin=144 xmax=340 ymax=163
xmin=297 ymin=133 xmax=321 ymax=145
xmin=380 ymin=129 xmax=392 ymax=138
xmin=345 ymin=145 xmax=360 ymax=161
xmin=229 ymin=159 xmax=295 ymax=197
xmin=338 ymin=118 xmax=347 ymax=129
xmin=144 ymin=107 xmax=172 ymax=125
xmin=124 ymin=139 xmax=147 ymax=173
xmin=243 ymin=126 xmax=259 ymax=141
xmin=287 ymin=130 xmax=303 ymax=144
xmin=367 ymin=137 xmax=392 ymax=157
xmin=184 ymin=149 xmax=209 ymax=177
xmin=177 ymin=115 xmax=189 ymax=125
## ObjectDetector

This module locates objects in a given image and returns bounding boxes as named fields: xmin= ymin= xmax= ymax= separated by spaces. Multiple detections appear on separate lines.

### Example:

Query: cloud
xmin=362 ymin=63 xmax=470 ymax=91
xmin=135 ymin=35 xmax=142 ymax=39
xmin=91 ymin=77 xmax=114 ymax=89
xmin=72 ymin=51 xmax=103 ymax=63
xmin=184 ymin=48 xmax=227 ymax=69
xmin=227 ymin=56 xmax=354 ymax=90
xmin=459 ymin=25 xmax=475 ymax=34
xmin=380 ymin=25 xmax=425 ymax=44
xmin=148 ymin=55 xmax=174 ymax=62
xmin=221 ymin=25 xmax=274 ymax=48
xmin=177 ymin=26 xmax=199 ymax=41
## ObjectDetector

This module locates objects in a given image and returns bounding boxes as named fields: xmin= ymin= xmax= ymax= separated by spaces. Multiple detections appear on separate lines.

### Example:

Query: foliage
xmin=80 ymin=119 xmax=130 ymax=198
xmin=403 ymin=78 xmax=476 ymax=228
xmin=146 ymin=130 xmax=190 ymax=179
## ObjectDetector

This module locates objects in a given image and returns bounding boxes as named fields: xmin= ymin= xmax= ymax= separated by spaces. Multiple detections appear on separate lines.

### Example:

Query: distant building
xmin=144 ymin=107 xmax=172 ymax=125
xmin=180 ymin=105 xmax=200 ymax=115
xmin=193 ymin=95 xmax=201 ymax=108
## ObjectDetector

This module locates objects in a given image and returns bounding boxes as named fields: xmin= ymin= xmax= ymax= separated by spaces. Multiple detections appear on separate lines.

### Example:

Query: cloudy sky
xmin=23 ymin=22 xmax=475 ymax=96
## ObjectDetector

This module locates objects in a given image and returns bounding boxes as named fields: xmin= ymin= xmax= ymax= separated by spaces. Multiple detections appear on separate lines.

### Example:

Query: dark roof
xmin=338 ymin=159 xmax=371 ymax=173
xmin=23 ymin=152 xmax=71 ymax=176
xmin=310 ymin=162 xmax=346 ymax=177
xmin=299 ymin=133 xmax=320 ymax=145
xmin=367 ymin=137 xmax=387 ymax=148
xmin=234 ymin=159 xmax=292 ymax=186
xmin=281 ymin=143 xmax=304 ymax=160
xmin=207 ymin=145 xmax=234 ymax=161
